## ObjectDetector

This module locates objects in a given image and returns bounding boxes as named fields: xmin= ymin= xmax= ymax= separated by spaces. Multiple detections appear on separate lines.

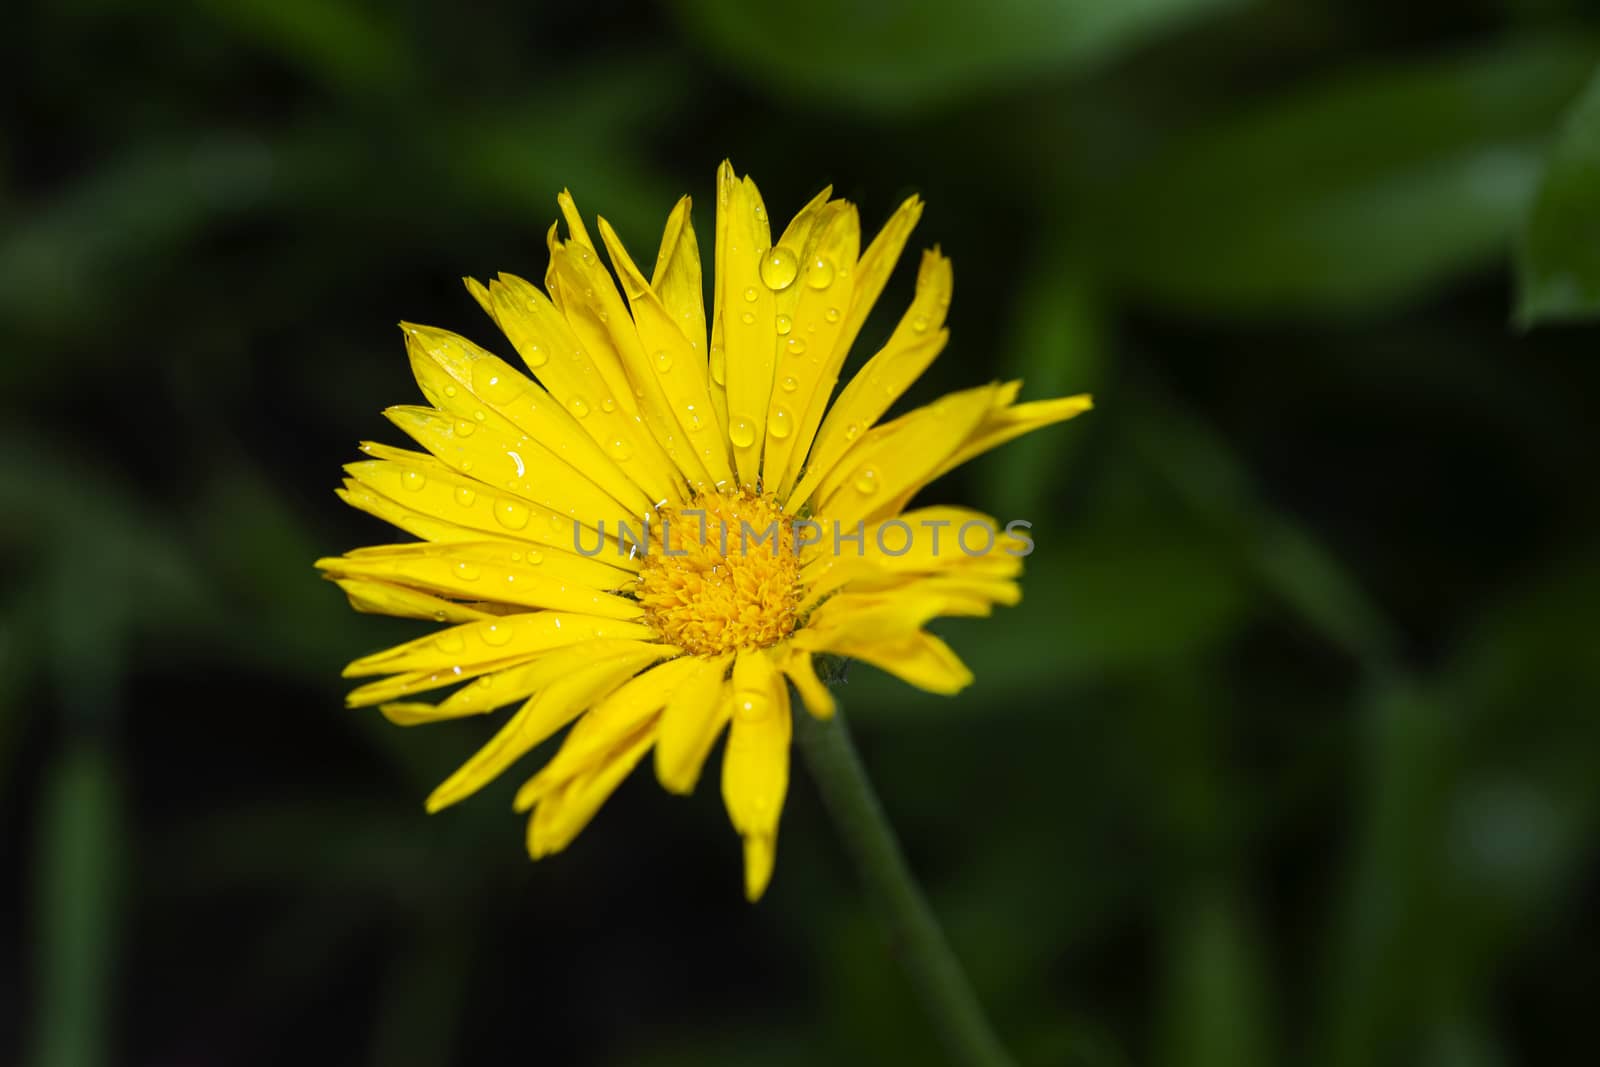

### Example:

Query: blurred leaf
xmin=1158 ymin=889 xmax=1274 ymax=1067
xmin=191 ymin=0 xmax=416 ymax=96
xmin=671 ymin=0 xmax=1244 ymax=115
xmin=29 ymin=742 xmax=122 ymax=1067
xmin=1516 ymin=62 xmax=1600 ymax=324
xmin=1099 ymin=37 xmax=1595 ymax=316
xmin=978 ymin=247 xmax=1106 ymax=517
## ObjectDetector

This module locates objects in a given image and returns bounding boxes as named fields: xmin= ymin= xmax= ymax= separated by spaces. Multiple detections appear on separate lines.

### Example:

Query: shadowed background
xmin=4 ymin=1 xmax=1600 ymax=1064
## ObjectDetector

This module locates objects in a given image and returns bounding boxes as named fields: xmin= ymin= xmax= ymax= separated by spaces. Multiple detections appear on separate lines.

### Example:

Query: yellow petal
xmin=548 ymin=240 xmax=719 ymax=494
xmin=779 ymin=647 xmax=835 ymax=720
xmin=341 ymin=459 xmax=635 ymax=566
xmin=382 ymin=405 xmax=634 ymax=531
xmin=825 ymin=630 xmax=973 ymax=696
xmin=717 ymin=172 xmax=777 ymax=488
xmin=485 ymin=272 xmax=687 ymax=502
xmin=514 ymin=654 xmax=699 ymax=809
xmin=393 ymin=638 xmax=663 ymax=723
xmin=800 ymin=507 xmax=1025 ymax=605
xmin=331 ymin=577 xmax=494 ymax=624
xmin=313 ymin=543 xmax=643 ymax=619
xmin=596 ymin=214 xmax=736 ymax=489
xmin=341 ymin=611 xmax=655 ymax=678
xmin=721 ymin=649 xmax=791 ymax=901
xmin=839 ymin=194 xmax=924 ymax=359
xmin=792 ymin=250 xmax=952 ymax=508
xmin=765 ymin=202 xmax=860 ymax=499
xmin=526 ymin=721 xmax=656 ymax=858
xmin=402 ymin=323 xmax=655 ymax=516
xmin=926 ymin=393 xmax=1095 ymax=485
xmin=707 ymin=162 xmax=737 ymax=431
xmin=425 ymin=643 xmax=673 ymax=813
xmin=654 ymin=652 xmax=735 ymax=794
xmin=344 ymin=660 xmax=522 ymax=709
xmin=808 ymin=383 xmax=998 ymax=530
xmin=650 ymin=195 xmax=708 ymax=358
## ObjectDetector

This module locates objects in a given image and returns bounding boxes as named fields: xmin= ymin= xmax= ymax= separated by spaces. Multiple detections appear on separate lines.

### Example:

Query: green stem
xmin=794 ymin=707 xmax=1015 ymax=1067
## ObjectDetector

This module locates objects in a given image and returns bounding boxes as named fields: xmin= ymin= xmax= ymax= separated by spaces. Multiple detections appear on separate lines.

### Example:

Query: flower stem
xmin=793 ymin=706 xmax=1015 ymax=1067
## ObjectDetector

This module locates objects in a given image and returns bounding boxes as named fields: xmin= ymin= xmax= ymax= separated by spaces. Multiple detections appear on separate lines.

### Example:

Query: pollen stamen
xmin=636 ymin=490 xmax=801 ymax=656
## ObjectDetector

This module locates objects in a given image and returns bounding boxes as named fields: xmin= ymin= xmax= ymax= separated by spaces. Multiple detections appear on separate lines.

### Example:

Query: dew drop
xmin=609 ymin=437 xmax=633 ymax=461
xmin=743 ymin=286 xmax=758 ymax=303
xmin=806 ymin=256 xmax=836 ymax=289
xmin=481 ymin=622 xmax=514 ymax=647
xmin=729 ymin=417 xmax=756 ymax=449
xmin=569 ymin=397 xmax=590 ymax=418
xmin=854 ymin=466 xmax=879 ymax=494
xmin=709 ymin=345 xmax=726 ymax=385
xmin=654 ymin=349 xmax=674 ymax=372
xmin=912 ymin=314 xmax=929 ymax=333
xmin=527 ymin=549 xmax=544 ymax=565
xmin=452 ymin=561 xmax=482 ymax=580
xmin=601 ymin=397 xmax=617 ymax=413
xmin=685 ymin=404 xmax=707 ymax=431
xmin=454 ymin=486 xmax=476 ymax=507
xmin=435 ymin=630 xmax=466 ymax=653
xmin=785 ymin=337 xmax=807 ymax=356
xmin=525 ymin=343 xmax=548 ymax=368
xmin=443 ymin=384 xmax=458 ymax=398
xmin=780 ymin=375 xmax=798 ymax=393
xmin=775 ymin=314 xmax=792 ymax=336
xmin=496 ymin=500 xmax=530 ymax=530
xmin=735 ymin=688 xmax=771 ymax=722
xmin=401 ymin=469 xmax=427 ymax=491
xmin=844 ymin=422 xmax=861 ymax=441
xmin=760 ymin=245 xmax=799 ymax=291
xmin=740 ymin=311 xmax=756 ymax=325
xmin=597 ymin=309 xmax=609 ymax=323
xmin=472 ymin=362 xmax=522 ymax=404
xmin=453 ymin=419 xmax=477 ymax=437
xmin=768 ymin=407 xmax=793 ymax=439
xmin=824 ymin=306 xmax=841 ymax=323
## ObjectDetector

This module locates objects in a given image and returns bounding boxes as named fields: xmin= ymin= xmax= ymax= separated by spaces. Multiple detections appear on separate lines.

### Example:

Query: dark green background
xmin=5 ymin=1 xmax=1599 ymax=1064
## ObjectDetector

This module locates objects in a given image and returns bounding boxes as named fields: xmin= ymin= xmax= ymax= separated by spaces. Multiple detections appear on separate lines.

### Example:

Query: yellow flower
xmin=316 ymin=162 xmax=1092 ymax=900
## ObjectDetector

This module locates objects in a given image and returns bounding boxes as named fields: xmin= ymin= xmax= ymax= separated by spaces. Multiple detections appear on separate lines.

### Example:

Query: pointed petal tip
xmin=742 ymin=833 xmax=775 ymax=902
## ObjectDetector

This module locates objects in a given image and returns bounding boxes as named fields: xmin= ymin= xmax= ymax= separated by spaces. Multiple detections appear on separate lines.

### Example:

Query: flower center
xmin=636 ymin=490 xmax=802 ymax=656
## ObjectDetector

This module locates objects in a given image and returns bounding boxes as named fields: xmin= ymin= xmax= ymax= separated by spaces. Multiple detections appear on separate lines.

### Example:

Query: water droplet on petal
xmin=760 ymin=246 xmax=799 ymax=291
xmin=854 ymin=466 xmax=879 ymax=494
xmin=768 ymin=408 xmax=793 ymax=439
xmin=401 ymin=469 xmax=427 ymax=491
xmin=654 ymin=350 xmax=673 ymax=372
xmin=740 ymin=310 xmax=756 ymax=325
xmin=824 ymin=306 xmax=841 ymax=323
xmin=435 ymin=630 xmax=466 ymax=653
xmin=601 ymin=397 xmax=617 ymax=413
xmin=775 ymin=314 xmax=792 ymax=336
xmin=525 ymin=343 xmax=548 ymax=368
xmin=569 ymin=397 xmax=590 ymax=418
xmin=454 ymin=486 xmax=476 ymax=506
xmin=443 ymin=384 xmax=458 ymax=398
xmin=844 ymin=422 xmax=860 ymax=441
xmin=781 ymin=375 xmax=798 ymax=392
xmin=453 ymin=560 xmax=482 ymax=580
xmin=709 ymin=345 xmax=726 ymax=385
xmin=527 ymin=549 xmax=544 ymax=565
xmin=729 ymin=417 xmax=756 ymax=449
xmin=454 ymin=419 xmax=477 ymax=437
xmin=806 ymin=256 xmax=836 ymax=289
xmin=735 ymin=688 xmax=771 ymax=722
xmin=912 ymin=314 xmax=929 ymax=333
xmin=481 ymin=622 xmax=514 ymax=646
xmin=685 ymin=404 xmax=707 ymax=431
xmin=496 ymin=500 xmax=530 ymax=530
xmin=743 ymin=286 xmax=758 ymax=303
xmin=786 ymin=337 xmax=807 ymax=357
xmin=609 ymin=437 xmax=632 ymax=460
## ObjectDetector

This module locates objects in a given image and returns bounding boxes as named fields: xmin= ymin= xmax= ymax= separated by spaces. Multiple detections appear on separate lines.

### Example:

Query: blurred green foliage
xmin=4 ymin=1 xmax=1600 ymax=1065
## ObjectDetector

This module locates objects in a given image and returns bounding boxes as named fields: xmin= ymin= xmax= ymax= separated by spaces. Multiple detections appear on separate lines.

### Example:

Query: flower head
xmin=316 ymin=162 xmax=1091 ymax=900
